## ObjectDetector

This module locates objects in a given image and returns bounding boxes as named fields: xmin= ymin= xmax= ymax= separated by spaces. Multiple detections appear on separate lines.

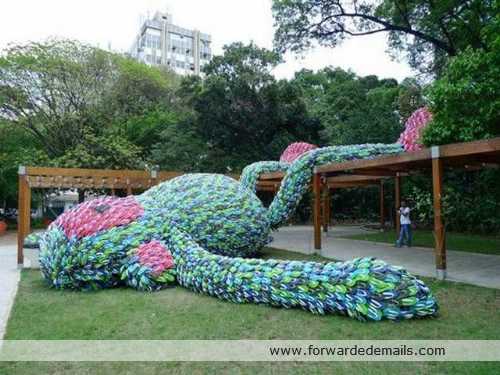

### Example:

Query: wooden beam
xmin=326 ymin=175 xmax=387 ymax=183
xmin=25 ymin=166 xmax=152 ymax=179
xmin=432 ymin=157 xmax=446 ymax=279
xmin=334 ymin=169 xmax=407 ymax=177
xmin=328 ymin=181 xmax=379 ymax=189
xmin=257 ymin=180 xmax=281 ymax=188
xmin=255 ymin=186 xmax=277 ymax=192
xmin=259 ymin=171 xmax=285 ymax=180
xmin=315 ymin=138 xmax=500 ymax=176
xmin=313 ymin=173 xmax=322 ymax=251
xmin=17 ymin=167 xmax=31 ymax=266
xmin=316 ymin=148 xmax=431 ymax=174
xmin=379 ymin=180 xmax=385 ymax=229
xmin=395 ymin=174 xmax=401 ymax=235
xmin=438 ymin=137 xmax=500 ymax=159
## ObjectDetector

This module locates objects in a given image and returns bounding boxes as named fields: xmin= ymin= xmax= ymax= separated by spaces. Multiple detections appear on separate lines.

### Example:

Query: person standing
xmin=396 ymin=200 xmax=412 ymax=247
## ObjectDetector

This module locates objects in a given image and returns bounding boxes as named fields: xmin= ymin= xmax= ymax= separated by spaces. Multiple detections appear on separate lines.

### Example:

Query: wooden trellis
xmin=17 ymin=167 xmax=186 ymax=265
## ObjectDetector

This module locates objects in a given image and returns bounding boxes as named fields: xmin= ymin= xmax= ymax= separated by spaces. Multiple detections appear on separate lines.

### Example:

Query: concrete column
xmin=193 ymin=30 xmax=201 ymax=75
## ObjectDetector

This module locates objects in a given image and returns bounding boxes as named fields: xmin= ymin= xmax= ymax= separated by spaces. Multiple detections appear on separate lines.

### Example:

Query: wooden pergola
xmin=17 ymin=167 xmax=187 ymax=266
xmin=310 ymin=137 xmax=500 ymax=279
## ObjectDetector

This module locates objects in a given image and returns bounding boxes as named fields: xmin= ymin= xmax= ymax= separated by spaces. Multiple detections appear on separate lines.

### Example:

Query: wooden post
xmin=395 ymin=173 xmax=401 ymax=235
xmin=313 ymin=173 xmax=322 ymax=251
xmin=322 ymin=185 xmax=330 ymax=232
xmin=17 ymin=167 xmax=31 ymax=266
xmin=432 ymin=149 xmax=446 ymax=279
xmin=329 ymin=188 xmax=334 ymax=228
xmin=379 ymin=180 xmax=385 ymax=230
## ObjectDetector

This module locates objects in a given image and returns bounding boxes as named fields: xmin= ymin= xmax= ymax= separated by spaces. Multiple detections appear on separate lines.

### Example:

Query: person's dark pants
xmin=396 ymin=224 xmax=412 ymax=247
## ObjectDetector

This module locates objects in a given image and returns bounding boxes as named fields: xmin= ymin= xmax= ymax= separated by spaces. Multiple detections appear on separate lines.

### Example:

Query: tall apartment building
xmin=129 ymin=12 xmax=212 ymax=75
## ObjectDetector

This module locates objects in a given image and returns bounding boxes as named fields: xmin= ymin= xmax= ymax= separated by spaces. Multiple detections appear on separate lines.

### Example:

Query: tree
xmin=171 ymin=42 xmax=321 ymax=172
xmin=291 ymin=67 xmax=407 ymax=145
xmin=0 ymin=39 xmax=179 ymax=165
xmin=106 ymin=58 xmax=180 ymax=118
xmin=423 ymin=14 xmax=500 ymax=145
xmin=397 ymin=78 xmax=425 ymax=122
xmin=0 ymin=120 xmax=48 ymax=208
xmin=272 ymin=0 xmax=495 ymax=74
xmin=0 ymin=40 xmax=115 ymax=158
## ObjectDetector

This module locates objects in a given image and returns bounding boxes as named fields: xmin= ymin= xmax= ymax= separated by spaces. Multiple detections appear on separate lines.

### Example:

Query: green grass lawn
xmin=2 ymin=247 xmax=500 ymax=374
xmin=343 ymin=229 xmax=500 ymax=255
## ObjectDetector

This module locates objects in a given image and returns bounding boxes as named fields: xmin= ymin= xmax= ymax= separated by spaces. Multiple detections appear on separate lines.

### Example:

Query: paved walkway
xmin=0 ymin=232 xmax=20 ymax=339
xmin=270 ymin=225 xmax=500 ymax=289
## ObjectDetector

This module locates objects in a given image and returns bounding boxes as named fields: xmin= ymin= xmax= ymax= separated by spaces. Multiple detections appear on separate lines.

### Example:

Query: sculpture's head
xmin=280 ymin=142 xmax=318 ymax=163
xmin=39 ymin=196 xmax=176 ymax=291
xmin=398 ymin=107 xmax=432 ymax=152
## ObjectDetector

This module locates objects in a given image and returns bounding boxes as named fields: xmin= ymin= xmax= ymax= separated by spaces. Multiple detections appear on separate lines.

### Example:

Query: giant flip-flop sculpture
xmin=37 ymin=108 xmax=438 ymax=321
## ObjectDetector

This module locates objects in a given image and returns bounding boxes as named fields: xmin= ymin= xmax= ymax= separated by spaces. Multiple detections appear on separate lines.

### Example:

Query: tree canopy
xmin=290 ymin=67 xmax=423 ymax=145
xmin=0 ymin=39 xmax=179 ymax=168
xmin=272 ymin=0 xmax=495 ymax=75
xmin=423 ymin=13 xmax=500 ymax=145
xmin=152 ymin=42 xmax=322 ymax=172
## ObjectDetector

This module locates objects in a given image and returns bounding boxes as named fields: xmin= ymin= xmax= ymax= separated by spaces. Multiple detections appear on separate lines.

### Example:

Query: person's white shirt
xmin=400 ymin=207 xmax=411 ymax=225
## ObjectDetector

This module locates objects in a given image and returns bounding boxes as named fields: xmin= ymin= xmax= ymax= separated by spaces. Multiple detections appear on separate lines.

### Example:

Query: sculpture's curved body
xmin=38 ymin=143 xmax=438 ymax=321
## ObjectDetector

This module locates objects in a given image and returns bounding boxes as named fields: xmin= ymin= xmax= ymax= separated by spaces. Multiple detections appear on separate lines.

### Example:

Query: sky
xmin=0 ymin=0 xmax=415 ymax=81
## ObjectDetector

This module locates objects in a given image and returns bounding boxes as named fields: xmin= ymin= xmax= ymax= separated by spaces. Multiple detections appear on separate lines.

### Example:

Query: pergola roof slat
xmin=315 ymin=138 xmax=500 ymax=175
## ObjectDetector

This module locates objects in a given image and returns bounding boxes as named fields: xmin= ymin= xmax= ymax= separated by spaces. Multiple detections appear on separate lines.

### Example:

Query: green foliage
xmin=121 ymin=108 xmax=181 ymax=152
xmin=0 ymin=40 xmax=115 ymax=157
xmin=397 ymin=78 xmax=426 ymax=123
xmin=50 ymin=129 xmax=144 ymax=170
xmin=291 ymin=67 xmax=418 ymax=145
xmin=407 ymin=171 xmax=500 ymax=233
xmin=156 ymin=42 xmax=321 ymax=172
xmin=107 ymin=57 xmax=180 ymax=118
xmin=0 ymin=34 xmax=496 ymax=237
xmin=423 ymin=36 xmax=500 ymax=145
xmin=151 ymin=118 xmax=214 ymax=172
xmin=0 ymin=120 xmax=49 ymax=206
xmin=0 ymin=39 xmax=178 ymax=162
xmin=272 ymin=0 xmax=495 ymax=74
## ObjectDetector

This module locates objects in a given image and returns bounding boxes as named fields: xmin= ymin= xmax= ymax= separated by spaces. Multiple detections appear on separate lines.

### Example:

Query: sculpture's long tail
xmin=242 ymin=143 xmax=403 ymax=228
xmin=167 ymin=227 xmax=438 ymax=321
